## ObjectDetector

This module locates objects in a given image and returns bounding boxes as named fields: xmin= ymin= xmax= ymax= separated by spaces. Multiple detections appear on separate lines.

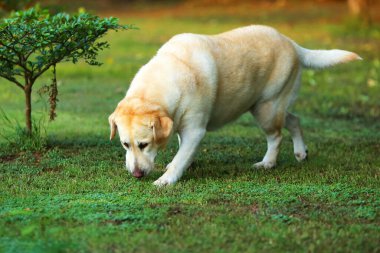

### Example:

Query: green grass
xmin=1 ymin=2 xmax=380 ymax=253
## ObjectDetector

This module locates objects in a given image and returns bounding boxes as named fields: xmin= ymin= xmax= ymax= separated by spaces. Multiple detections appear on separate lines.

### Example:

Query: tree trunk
xmin=24 ymin=85 xmax=32 ymax=135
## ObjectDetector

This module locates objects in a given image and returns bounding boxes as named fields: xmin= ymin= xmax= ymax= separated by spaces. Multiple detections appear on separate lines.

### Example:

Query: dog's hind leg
xmin=285 ymin=112 xmax=308 ymax=162
xmin=251 ymin=63 xmax=305 ymax=169
xmin=251 ymin=100 xmax=285 ymax=169
xmin=250 ymin=66 xmax=301 ymax=169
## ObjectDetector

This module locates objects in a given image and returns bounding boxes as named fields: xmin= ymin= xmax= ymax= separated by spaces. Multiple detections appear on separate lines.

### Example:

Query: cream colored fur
xmin=109 ymin=25 xmax=361 ymax=186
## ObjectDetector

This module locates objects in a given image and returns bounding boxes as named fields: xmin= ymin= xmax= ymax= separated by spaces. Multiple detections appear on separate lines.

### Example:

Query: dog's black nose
xmin=132 ymin=169 xmax=144 ymax=178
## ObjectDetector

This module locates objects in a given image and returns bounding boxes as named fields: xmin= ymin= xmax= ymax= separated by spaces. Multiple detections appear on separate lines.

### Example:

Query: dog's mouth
xmin=132 ymin=169 xmax=145 ymax=178
xmin=127 ymin=159 xmax=155 ymax=179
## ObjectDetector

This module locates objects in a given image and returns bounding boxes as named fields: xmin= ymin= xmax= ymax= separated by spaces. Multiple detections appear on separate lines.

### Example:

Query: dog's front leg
xmin=154 ymin=128 xmax=206 ymax=186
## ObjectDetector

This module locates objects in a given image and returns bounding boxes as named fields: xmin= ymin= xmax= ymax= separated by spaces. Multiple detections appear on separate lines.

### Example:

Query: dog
xmin=109 ymin=25 xmax=361 ymax=186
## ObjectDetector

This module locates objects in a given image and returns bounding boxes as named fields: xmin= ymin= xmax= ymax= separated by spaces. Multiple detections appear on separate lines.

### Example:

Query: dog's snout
xmin=132 ymin=169 xmax=144 ymax=178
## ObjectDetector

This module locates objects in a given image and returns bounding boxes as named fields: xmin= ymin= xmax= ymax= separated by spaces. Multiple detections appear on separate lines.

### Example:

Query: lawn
xmin=0 ymin=2 xmax=380 ymax=252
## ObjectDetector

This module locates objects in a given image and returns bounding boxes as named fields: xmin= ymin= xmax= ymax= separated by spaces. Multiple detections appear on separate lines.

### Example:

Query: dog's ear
xmin=108 ymin=112 xmax=117 ymax=140
xmin=153 ymin=116 xmax=173 ymax=145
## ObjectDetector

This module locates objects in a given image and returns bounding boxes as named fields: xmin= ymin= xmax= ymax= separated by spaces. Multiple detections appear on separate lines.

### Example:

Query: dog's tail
xmin=289 ymin=40 xmax=362 ymax=69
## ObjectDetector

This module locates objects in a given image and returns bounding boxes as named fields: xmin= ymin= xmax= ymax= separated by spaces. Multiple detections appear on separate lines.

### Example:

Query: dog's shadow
xmin=151 ymin=136 xmax=299 ymax=182
xmin=152 ymin=151 xmax=267 ymax=182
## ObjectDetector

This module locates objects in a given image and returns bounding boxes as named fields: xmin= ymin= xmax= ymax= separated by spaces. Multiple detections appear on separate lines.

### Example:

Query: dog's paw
xmin=294 ymin=145 xmax=308 ymax=162
xmin=153 ymin=174 xmax=177 ymax=187
xmin=253 ymin=161 xmax=276 ymax=169
xmin=295 ymin=151 xmax=308 ymax=162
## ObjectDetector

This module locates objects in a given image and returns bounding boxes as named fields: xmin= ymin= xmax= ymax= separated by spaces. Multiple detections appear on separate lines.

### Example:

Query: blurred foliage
xmin=0 ymin=0 xmax=34 ymax=11
xmin=0 ymin=0 xmax=35 ymax=16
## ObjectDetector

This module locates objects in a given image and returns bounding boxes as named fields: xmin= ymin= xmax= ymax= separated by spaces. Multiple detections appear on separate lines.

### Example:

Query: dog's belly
xmin=206 ymin=84 xmax=259 ymax=130
xmin=207 ymin=110 xmax=251 ymax=131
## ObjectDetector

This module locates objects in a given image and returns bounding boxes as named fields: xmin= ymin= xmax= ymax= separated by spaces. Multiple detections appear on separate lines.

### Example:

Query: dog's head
xmin=109 ymin=98 xmax=173 ymax=178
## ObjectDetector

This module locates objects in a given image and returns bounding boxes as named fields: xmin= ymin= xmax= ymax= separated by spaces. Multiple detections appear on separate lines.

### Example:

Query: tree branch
xmin=31 ymin=30 xmax=76 ymax=80
xmin=0 ymin=74 xmax=24 ymax=90
xmin=0 ymin=40 xmax=33 ymax=74
xmin=32 ymin=58 xmax=61 ymax=82
xmin=0 ymin=55 xmax=19 ymax=66
xmin=2 ymin=27 xmax=22 ymax=57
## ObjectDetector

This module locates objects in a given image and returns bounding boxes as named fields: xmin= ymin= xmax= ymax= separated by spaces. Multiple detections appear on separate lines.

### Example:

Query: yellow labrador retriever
xmin=109 ymin=25 xmax=360 ymax=186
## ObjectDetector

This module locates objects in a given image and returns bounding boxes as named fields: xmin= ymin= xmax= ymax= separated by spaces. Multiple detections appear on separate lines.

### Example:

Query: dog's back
xmin=157 ymin=26 xmax=300 ymax=128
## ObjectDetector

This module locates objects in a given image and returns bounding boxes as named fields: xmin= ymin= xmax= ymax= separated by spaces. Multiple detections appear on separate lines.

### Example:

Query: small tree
xmin=0 ymin=7 xmax=129 ymax=135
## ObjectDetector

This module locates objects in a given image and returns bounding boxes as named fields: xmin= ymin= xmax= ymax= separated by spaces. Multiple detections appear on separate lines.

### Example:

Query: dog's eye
xmin=123 ymin=142 xmax=129 ymax=149
xmin=138 ymin=142 xmax=148 ymax=150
